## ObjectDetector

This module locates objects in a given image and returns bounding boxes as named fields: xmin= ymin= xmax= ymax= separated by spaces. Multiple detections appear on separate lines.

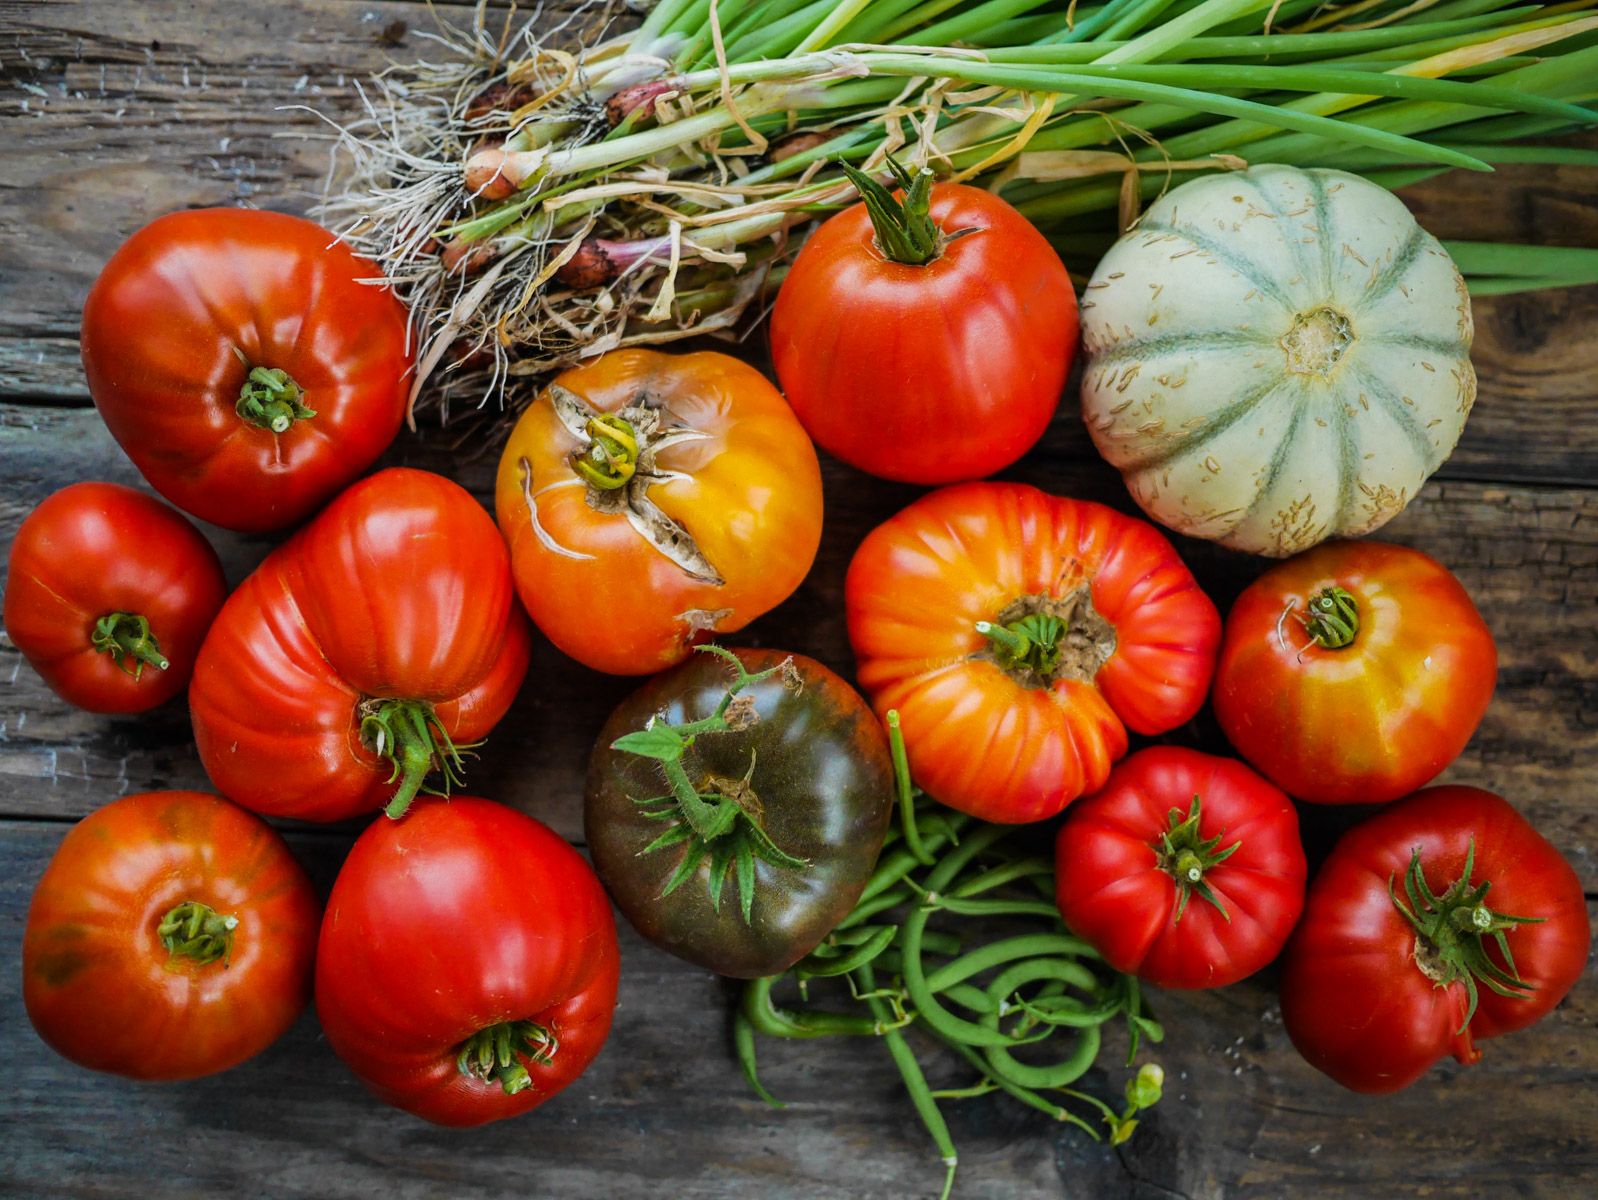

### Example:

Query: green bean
xmin=742 ymin=975 xmax=881 ymax=1038
xmin=922 ymin=1024 xmax=1103 ymax=1139
xmin=793 ymin=925 xmax=899 ymax=977
xmin=900 ymin=825 xmax=1025 ymax=1048
xmin=857 ymin=964 xmax=959 ymax=1200
xmin=982 ymin=1018 xmax=1102 ymax=1091
xmin=922 ymin=894 xmax=1063 ymax=920
xmin=949 ymin=856 xmax=1053 ymax=899
xmin=940 ymin=982 xmax=998 ymax=1016
xmin=886 ymin=711 xmax=936 ymax=867
xmin=924 ymin=933 xmax=1100 ymax=993
xmin=733 ymin=1010 xmax=783 ymax=1108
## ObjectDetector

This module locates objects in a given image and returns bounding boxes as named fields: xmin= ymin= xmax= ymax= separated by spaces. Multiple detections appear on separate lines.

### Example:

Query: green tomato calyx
xmin=158 ymin=900 xmax=239 ymax=968
xmin=1154 ymin=795 xmax=1241 ymax=923
xmin=235 ymin=359 xmax=315 ymax=435
xmin=839 ymin=156 xmax=943 ymax=267
xmin=456 ymin=1018 xmax=558 ymax=1095
xmin=360 ymin=697 xmax=476 ymax=820
xmin=1300 ymin=585 xmax=1359 ymax=650
xmin=978 ymin=613 xmax=1066 ymax=677
xmin=614 ymin=645 xmax=809 ymax=925
xmin=91 ymin=611 xmax=169 ymax=678
xmin=1389 ymin=839 xmax=1545 ymax=1033
xmin=571 ymin=413 xmax=640 ymax=490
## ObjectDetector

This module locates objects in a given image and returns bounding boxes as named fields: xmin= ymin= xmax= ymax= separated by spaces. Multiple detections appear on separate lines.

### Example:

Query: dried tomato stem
xmin=1153 ymin=795 xmax=1241 ymax=923
xmin=571 ymin=414 xmax=641 ymax=490
xmin=359 ymin=698 xmax=472 ymax=820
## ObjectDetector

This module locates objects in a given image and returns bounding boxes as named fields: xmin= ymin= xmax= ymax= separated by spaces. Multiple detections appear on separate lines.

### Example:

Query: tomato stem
xmin=91 ymin=611 xmax=169 ymax=678
xmin=1388 ymin=839 xmax=1546 ymax=1032
xmin=977 ymin=613 xmax=1066 ymax=677
xmin=1300 ymin=586 xmax=1359 ymax=649
xmin=456 ymin=1017 xmax=558 ymax=1095
xmin=570 ymin=413 xmax=640 ymax=490
xmin=1153 ymin=795 xmax=1241 ymax=923
xmin=359 ymin=698 xmax=474 ymax=820
xmin=839 ymin=157 xmax=942 ymax=267
xmin=235 ymin=360 xmax=316 ymax=435
xmin=157 ymin=900 xmax=239 ymax=968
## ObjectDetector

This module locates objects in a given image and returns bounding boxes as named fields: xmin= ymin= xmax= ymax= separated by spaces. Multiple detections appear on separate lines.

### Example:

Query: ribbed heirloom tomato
xmin=317 ymin=798 xmax=620 ymax=1127
xmin=190 ymin=468 xmax=530 ymax=822
xmin=1055 ymin=747 xmax=1306 ymax=989
xmin=495 ymin=348 xmax=823 ymax=675
xmin=1214 ymin=540 xmax=1496 ymax=804
xmin=1281 ymin=787 xmax=1588 ymax=1094
xmin=847 ymin=483 xmax=1221 ymax=823
xmin=23 ymin=791 xmax=318 ymax=1080
xmin=4 ymin=482 xmax=226 ymax=713
xmin=771 ymin=163 xmax=1077 ymax=483
xmin=81 ymin=209 xmax=412 ymax=533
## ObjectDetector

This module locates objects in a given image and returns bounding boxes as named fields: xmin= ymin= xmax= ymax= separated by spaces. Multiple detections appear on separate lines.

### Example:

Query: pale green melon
xmin=1080 ymin=164 xmax=1474 ymax=557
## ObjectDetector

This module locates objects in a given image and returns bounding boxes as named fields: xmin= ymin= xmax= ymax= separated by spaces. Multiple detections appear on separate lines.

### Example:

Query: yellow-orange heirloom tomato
xmin=495 ymin=349 xmax=823 ymax=675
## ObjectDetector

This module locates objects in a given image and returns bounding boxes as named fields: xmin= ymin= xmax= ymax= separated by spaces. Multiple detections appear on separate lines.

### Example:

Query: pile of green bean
xmin=735 ymin=716 xmax=1165 ymax=1200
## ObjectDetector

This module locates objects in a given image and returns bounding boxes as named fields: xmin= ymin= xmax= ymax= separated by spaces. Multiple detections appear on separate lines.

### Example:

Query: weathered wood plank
xmin=0 ymin=819 xmax=1593 ymax=1200
xmin=3 ymin=404 xmax=1595 ymax=893
xmin=2 ymin=1 xmax=1596 ymax=483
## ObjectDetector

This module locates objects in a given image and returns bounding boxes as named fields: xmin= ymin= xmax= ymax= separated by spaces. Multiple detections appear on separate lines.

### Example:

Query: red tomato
xmin=1281 ymin=786 xmax=1589 ymax=1093
xmin=190 ymin=468 xmax=530 ymax=822
xmin=23 ymin=791 xmax=318 ymax=1080
xmin=846 ymin=482 xmax=1220 ymax=822
xmin=81 ymin=209 xmax=412 ymax=533
xmin=770 ymin=170 xmax=1076 ymax=484
xmin=494 ymin=348 xmax=823 ymax=675
xmin=1214 ymin=540 xmax=1496 ymax=805
xmin=1054 ymin=747 xmax=1306 ymax=989
xmin=5 ymin=482 xmax=226 ymax=713
xmin=316 ymin=797 xmax=620 ymax=1127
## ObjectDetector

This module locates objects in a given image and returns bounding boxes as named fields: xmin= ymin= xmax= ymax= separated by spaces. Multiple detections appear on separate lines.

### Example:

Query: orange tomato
xmin=494 ymin=348 xmax=823 ymax=675
xmin=847 ymin=483 xmax=1221 ymax=823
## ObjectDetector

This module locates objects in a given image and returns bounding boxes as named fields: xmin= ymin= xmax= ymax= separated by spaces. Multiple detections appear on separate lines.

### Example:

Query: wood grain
xmin=1 ymin=821 xmax=1593 ymax=1200
xmin=1 ymin=1 xmax=1595 ymax=1197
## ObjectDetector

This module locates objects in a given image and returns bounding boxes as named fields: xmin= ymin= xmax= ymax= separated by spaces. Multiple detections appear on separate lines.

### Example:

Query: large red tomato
xmin=4 ymin=482 xmax=226 ymax=713
xmin=81 ymin=209 xmax=411 ymax=533
xmin=495 ymin=348 xmax=823 ymax=675
xmin=1054 ymin=747 xmax=1306 ymax=989
xmin=770 ymin=165 xmax=1076 ymax=484
xmin=1281 ymin=786 xmax=1588 ymax=1094
xmin=190 ymin=468 xmax=530 ymax=822
xmin=1214 ymin=540 xmax=1496 ymax=804
xmin=23 ymin=791 xmax=318 ymax=1080
xmin=846 ymin=482 xmax=1220 ymax=823
xmin=316 ymin=797 xmax=620 ymax=1127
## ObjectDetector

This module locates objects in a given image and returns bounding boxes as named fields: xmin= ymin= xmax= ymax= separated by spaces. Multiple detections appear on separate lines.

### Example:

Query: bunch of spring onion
xmin=735 ymin=714 xmax=1166 ymax=1200
xmin=318 ymin=0 xmax=1598 ymax=418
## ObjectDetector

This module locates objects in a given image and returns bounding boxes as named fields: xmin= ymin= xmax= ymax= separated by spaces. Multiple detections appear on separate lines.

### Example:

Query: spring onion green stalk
xmin=318 ymin=0 xmax=1598 ymax=417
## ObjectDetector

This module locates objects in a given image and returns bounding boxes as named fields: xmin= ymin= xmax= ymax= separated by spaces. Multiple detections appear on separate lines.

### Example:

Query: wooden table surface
xmin=1 ymin=3 xmax=1594 ymax=1197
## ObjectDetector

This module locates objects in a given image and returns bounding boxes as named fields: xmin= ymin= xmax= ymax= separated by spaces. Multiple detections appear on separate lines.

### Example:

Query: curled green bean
xmin=795 ymin=925 xmax=899 ymax=977
xmin=742 ymin=975 xmax=881 ymax=1038
xmin=924 ymin=933 xmax=1100 ymax=993
xmin=886 ymin=710 xmax=936 ymax=867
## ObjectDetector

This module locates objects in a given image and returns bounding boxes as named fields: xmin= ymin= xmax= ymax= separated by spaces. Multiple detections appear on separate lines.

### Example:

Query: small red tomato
xmin=81 ymin=209 xmax=412 ymax=533
xmin=847 ymin=482 xmax=1220 ymax=823
xmin=316 ymin=797 xmax=620 ymax=1127
xmin=4 ymin=482 xmax=226 ymax=713
xmin=771 ymin=164 xmax=1077 ymax=483
xmin=23 ymin=790 xmax=319 ymax=1080
xmin=1054 ymin=747 xmax=1307 ymax=989
xmin=1281 ymin=786 xmax=1588 ymax=1094
xmin=190 ymin=468 xmax=530 ymax=823
xmin=1214 ymin=540 xmax=1496 ymax=804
